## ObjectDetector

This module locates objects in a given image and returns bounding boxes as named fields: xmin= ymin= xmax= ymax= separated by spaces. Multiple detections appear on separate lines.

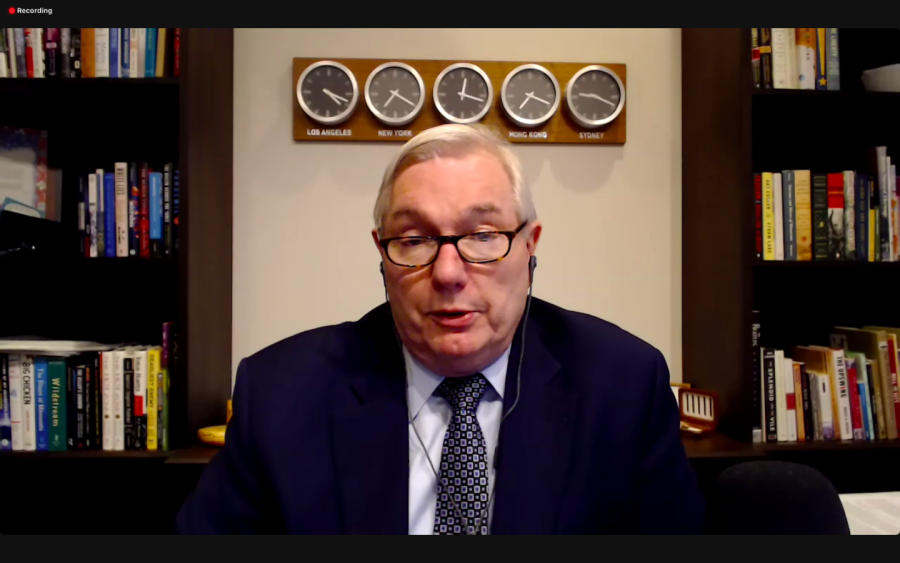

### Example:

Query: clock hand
xmin=322 ymin=88 xmax=349 ymax=105
xmin=578 ymin=92 xmax=616 ymax=107
xmin=526 ymin=92 xmax=551 ymax=106
xmin=459 ymin=92 xmax=485 ymax=103
xmin=391 ymin=90 xmax=417 ymax=107
xmin=519 ymin=92 xmax=532 ymax=110
xmin=383 ymin=91 xmax=397 ymax=108
xmin=459 ymin=77 xmax=468 ymax=101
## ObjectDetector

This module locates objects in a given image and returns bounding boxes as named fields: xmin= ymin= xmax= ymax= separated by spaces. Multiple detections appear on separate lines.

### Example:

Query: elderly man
xmin=178 ymin=124 xmax=704 ymax=534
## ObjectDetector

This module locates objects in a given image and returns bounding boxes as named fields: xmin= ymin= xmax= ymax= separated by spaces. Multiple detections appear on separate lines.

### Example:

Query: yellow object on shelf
xmin=198 ymin=425 xmax=226 ymax=447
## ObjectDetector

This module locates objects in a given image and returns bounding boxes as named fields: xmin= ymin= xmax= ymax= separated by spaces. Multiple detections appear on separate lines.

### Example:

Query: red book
xmin=24 ymin=28 xmax=35 ymax=78
xmin=847 ymin=362 xmax=864 ymax=440
xmin=826 ymin=173 xmax=845 ymax=260
xmin=173 ymin=28 xmax=180 ymax=77
xmin=140 ymin=163 xmax=150 ymax=258
xmin=754 ymin=174 xmax=763 ymax=259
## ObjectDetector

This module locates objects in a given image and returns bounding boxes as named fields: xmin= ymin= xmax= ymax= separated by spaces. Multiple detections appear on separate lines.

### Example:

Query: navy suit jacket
xmin=177 ymin=298 xmax=705 ymax=534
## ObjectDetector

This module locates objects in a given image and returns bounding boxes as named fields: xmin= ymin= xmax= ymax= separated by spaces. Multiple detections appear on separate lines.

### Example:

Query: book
xmin=848 ymin=353 xmax=874 ymax=441
xmin=763 ymin=348 xmax=777 ymax=442
xmin=173 ymin=168 xmax=180 ymax=255
xmin=65 ymin=362 xmax=74 ymax=448
xmin=752 ymin=311 xmax=761 ymax=440
xmin=150 ymin=171 xmax=163 ymax=257
xmin=164 ymin=163 xmax=173 ymax=256
xmin=109 ymin=27 xmax=118 ymax=77
xmin=32 ymin=28 xmax=44 ymax=78
xmin=758 ymin=28 xmax=772 ymax=89
xmin=827 ymin=173 xmax=844 ymax=260
xmin=128 ymin=162 xmax=139 ymax=256
xmin=140 ymin=163 xmax=150 ymax=257
xmin=145 ymin=28 xmax=157 ymax=78
xmin=173 ymin=29 xmax=180 ymax=77
xmin=129 ymin=29 xmax=138 ymax=79
xmin=815 ymin=28 xmax=827 ymax=90
xmin=813 ymin=371 xmax=834 ymax=440
xmin=0 ymin=355 xmax=11 ymax=450
xmin=34 ymin=356 xmax=48 ymax=451
xmin=796 ymin=29 xmax=816 ymax=90
xmin=762 ymin=172 xmax=775 ymax=260
xmin=792 ymin=362 xmax=805 ymax=441
xmin=782 ymin=170 xmax=796 ymax=260
xmin=774 ymin=349 xmax=787 ymax=441
xmin=784 ymin=356 xmax=797 ymax=441
xmin=59 ymin=28 xmax=70 ymax=77
xmin=21 ymin=354 xmax=36 ymax=451
xmin=856 ymin=173 xmax=869 ymax=262
xmin=78 ymin=175 xmax=87 ymax=255
xmin=811 ymin=346 xmax=853 ymax=440
xmin=862 ymin=327 xmax=900 ymax=435
xmin=872 ymin=147 xmax=891 ymax=261
xmin=858 ymin=381 xmax=871 ymax=440
xmin=843 ymin=171 xmax=855 ymax=260
xmin=867 ymin=360 xmax=884 ymax=439
xmin=812 ymin=173 xmax=829 ymax=260
xmin=43 ymin=28 xmax=59 ymax=78
xmin=70 ymin=27 xmax=81 ymax=78
xmin=162 ymin=321 xmax=174 ymax=450
xmin=13 ymin=29 xmax=25 ymax=78
xmin=156 ymin=28 xmax=167 ymax=77
xmin=136 ymin=28 xmax=146 ymax=78
xmin=799 ymin=363 xmax=813 ymax=441
xmin=94 ymin=28 xmax=109 ymax=78
xmin=793 ymin=347 xmax=835 ymax=439
xmin=147 ymin=347 xmax=160 ymax=450
xmin=845 ymin=356 xmax=864 ymax=440
xmin=23 ymin=28 xmax=34 ymax=78
xmin=101 ymin=351 xmax=113 ymax=450
xmin=112 ymin=350 xmax=124 ymax=451
xmin=831 ymin=327 xmax=897 ymax=440
xmin=74 ymin=363 xmax=85 ymax=449
xmin=115 ymin=162 xmax=128 ymax=257
xmin=47 ymin=359 xmax=66 ymax=451
xmin=771 ymin=28 xmax=791 ymax=89
xmin=893 ymin=164 xmax=899 ymax=261
xmin=754 ymin=174 xmax=763 ymax=259
xmin=123 ymin=350 xmax=134 ymax=449
xmin=81 ymin=28 xmax=94 ymax=77
xmin=121 ymin=28 xmax=130 ymax=77
xmin=104 ymin=172 xmax=115 ymax=257
xmin=134 ymin=349 xmax=148 ymax=450
xmin=96 ymin=168 xmax=105 ymax=255
xmin=8 ymin=354 xmax=23 ymax=450
xmin=774 ymin=173 xmax=784 ymax=260
xmin=91 ymin=354 xmax=102 ymax=449
xmin=4 ymin=29 xmax=15 ymax=78
xmin=795 ymin=170 xmax=813 ymax=261
xmin=808 ymin=369 xmax=822 ymax=440
xmin=83 ymin=356 xmax=94 ymax=449
xmin=826 ymin=28 xmax=840 ymax=91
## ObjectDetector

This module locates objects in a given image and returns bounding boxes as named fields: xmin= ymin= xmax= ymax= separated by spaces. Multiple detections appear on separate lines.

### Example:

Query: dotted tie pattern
xmin=432 ymin=374 xmax=490 ymax=535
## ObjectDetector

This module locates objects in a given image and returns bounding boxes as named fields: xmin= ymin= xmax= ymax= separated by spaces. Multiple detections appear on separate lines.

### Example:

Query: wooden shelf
xmin=752 ymin=88 xmax=900 ymax=99
xmin=0 ymin=444 xmax=220 ymax=463
xmin=753 ymin=260 xmax=900 ymax=269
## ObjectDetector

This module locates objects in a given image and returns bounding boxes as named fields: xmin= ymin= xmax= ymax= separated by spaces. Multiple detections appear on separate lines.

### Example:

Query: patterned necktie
xmin=432 ymin=374 xmax=490 ymax=535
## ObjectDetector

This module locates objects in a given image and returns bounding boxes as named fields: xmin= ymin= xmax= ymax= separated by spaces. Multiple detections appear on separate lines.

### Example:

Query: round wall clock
xmin=500 ymin=64 xmax=561 ymax=128
xmin=565 ymin=65 xmax=626 ymax=129
xmin=432 ymin=62 xmax=493 ymax=124
xmin=296 ymin=60 xmax=360 ymax=125
xmin=364 ymin=62 xmax=426 ymax=126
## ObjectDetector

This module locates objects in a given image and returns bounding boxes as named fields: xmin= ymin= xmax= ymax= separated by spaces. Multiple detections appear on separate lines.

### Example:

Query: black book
xmin=763 ymin=348 xmax=777 ymax=443
xmin=758 ymin=28 xmax=773 ymax=89
xmin=799 ymin=363 xmax=813 ymax=441
xmin=812 ymin=173 xmax=829 ymax=260
xmin=124 ymin=356 xmax=134 ymax=450
xmin=867 ymin=361 xmax=880 ymax=439
xmin=70 ymin=28 xmax=81 ymax=78
xmin=74 ymin=364 xmax=85 ymax=449
xmin=173 ymin=169 xmax=180 ymax=256
xmin=84 ymin=360 xmax=93 ymax=449
xmin=163 ymin=163 xmax=173 ymax=257
xmin=751 ymin=311 xmax=761 ymax=438
xmin=78 ymin=175 xmax=86 ymax=256
xmin=0 ymin=354 xmax=10 ymax=450
xmin=43 ymin=28 xmax=59 ymax=78
xmin=66 ymin=361 xmax=75 ymax=448
xmin=128 ymin=163 xmax=139 ymax=256
xmin=92 ymin=353 xmax=102 ymax=450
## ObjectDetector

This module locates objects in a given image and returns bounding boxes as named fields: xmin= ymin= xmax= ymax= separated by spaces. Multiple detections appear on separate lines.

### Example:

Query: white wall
xmin=233 ymin=29 xmax=682 ymax=384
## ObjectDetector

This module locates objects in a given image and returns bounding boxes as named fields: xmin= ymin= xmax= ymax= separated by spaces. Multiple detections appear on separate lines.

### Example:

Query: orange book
xmin=793 ymin=362 xmax=806 ymax=441
xmin=81 ymin=28 xmax=95 ymax=78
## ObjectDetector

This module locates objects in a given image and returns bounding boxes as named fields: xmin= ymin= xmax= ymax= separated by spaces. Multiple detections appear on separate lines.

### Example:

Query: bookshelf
xmin=0 ymin=29 xmax=233 ymax=534
xmin=682 ymin=27 xmax=900 ymax=473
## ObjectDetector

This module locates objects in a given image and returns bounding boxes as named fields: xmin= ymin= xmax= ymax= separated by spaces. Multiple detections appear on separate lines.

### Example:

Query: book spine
xmin=113 ymin=351 xmax=124 ymax=450
xmin=155 ymin=28 xmax=166 ymax=77
xmin=75 ymin=364 xmax=85 ymax=449
xmin=108 ymin=27 xmax=118 ymax=78
xmin=9 ymin=355 xmax=23 ymax=450
xmin=47 ymin=359 xmax=66 ymax=451
xmin=826 ymin=28 xmax=840 ymax=90
xmin=134 ymin=350 xmax=148 ymax=450
xmin=827 ymin=173 xmax=845 ymax=260
xmin=70 ymin=28 xmax=81 ymax=78
xmin=795 ymin=29 xmax=816 ymax=90
xmin=844 ymin=171 xmax=855 ymax=260
xmin=104 ymin=172 xmax=116 ymax=257
xmin=893 ymin=164 xmax=899 ymax=261
xmin=59 ymin=28 xmax=70 ymax=77
xmin=771 ymin=29 xmax=791 ymax=89
xmin=13 ymin=28 xmax=26 ymax=77
xmin=96 ymin=168 xmax=105 ymax=255
xmin=774 ymin=173 xmax=784 ymax=260
xmin=101 ymin=352 xmax=113 ymax=450
xmin=43 ymin=28 xmax=59 ymax=78
xmin=887 ymin=337 xmax=900 ymax=435
xmin=21 ymin=355 xmax=35 ymax=451
xmin=859 ymin=381 xmax=871 ymax=440
xmin=173 ymin=29 xmax=180 ymax=77
xmin=832 ymin=350 xmax=853 ymax=440
xmin=857 ymin=174 xmax=868 ymax=261
xmin=129 ymin=29 xmax=138 ymax=79
xmin=0 ymin=355 xmax=10 ymax=450
xmin=80 ymin=28 xmax=94 ymax=77
xmin=752 ymin=311 xmax=761 ymax=438
xmin=145 ymin=28 xmax=157 ymax=77
xmin=24 ymin=28 xmax=34 ymax=77
xmin=815 ymin=28 xmax=827 ymax=90
xmin=115 ymin=162 xmax=128 ymax=257
xmin=162 ymin=322 xmax=173 ymax=451
xmin=808 ymin=369 xmax=821 ymax=440
xmin=758 ymin=29 xmax=772 ymax=89
xmin=754 ymin=174 xmax=763 ymax=259
xmin=150 ymin=172 xmax=163 ymax=257
xmin=78 ymin=175 xmax=86 ymax=256
xmin=816 ymin=372 xmax=835 ymax=440
xmin=783 ymin=170 xmax=796 ymax=260
xmin=34 ymin=357 xmax=48 ymax=450
xmin=875 ymin=147 xmax=891 ymax=261
xmin=792 ymin=362 xmax=805 ymax=441
xmin=147 ymin=348 xmax=159 ymax=451
xmin=94 ymin=28 xmax=109 ymax=77
xmin=846 ymin=358 xmax=863 ymax=440
xmin=774 ymin=350 xmax=787 ymax=441
xmin=65 ymin=362 xmax=74 ymax=448
xmin=0 ymin=29 xmax=9 ymax=79
xmin=85 ymin=359 xmax=95 ymax=448
xmin=173 ymin=169 xmax=180 ymax=255
xmin=123 ymin=353 xmax=134 ymax=450
xmin=876 ymin=341 xmax=897 ymax=439
xmin=762 ymin=172 xmax=775 ymax=260
xmin=869 ymin=360 xmax=886 ymax=439
xmin=800 ymin=364 xmax=813 ymax=441
xmin=32 ymin=28 xmax=42 ymax=77
xmin=136 ymin=28 xmax=146 ymax=78
xmin=121 ymin=28 xmax=130 ymax=77
xmin=164 ymin=163 xmax=173 ymax=256
xmin=794 ymin=170 xmax=813 ymax=261
xmin=140 ymin=163 xmax=150 ymax=257
xmin=785 ymin=357 xmax=797 ymax=441
xmin=812 ymin=173 xmax=829 ymax=260
xmin=128 ymin=162 xmax=139 ymax=256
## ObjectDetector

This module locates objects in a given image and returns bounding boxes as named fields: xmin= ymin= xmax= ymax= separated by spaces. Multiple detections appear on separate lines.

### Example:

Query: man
xmin=178 ymin=124 xmax=704 ymax=534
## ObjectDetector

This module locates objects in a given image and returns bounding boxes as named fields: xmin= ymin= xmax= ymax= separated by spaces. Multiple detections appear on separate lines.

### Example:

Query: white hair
xmin=373 ymin=124 xmax=536 ymax=235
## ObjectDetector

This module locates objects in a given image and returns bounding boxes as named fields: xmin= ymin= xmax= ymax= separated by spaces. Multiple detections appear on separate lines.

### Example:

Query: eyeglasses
xmin=380 ymin=221 xmax=529 ymax=268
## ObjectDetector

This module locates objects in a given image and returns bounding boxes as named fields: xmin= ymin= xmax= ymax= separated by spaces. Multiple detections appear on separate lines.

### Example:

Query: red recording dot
xmin=8 ymin=7 xmax=15 ymax=14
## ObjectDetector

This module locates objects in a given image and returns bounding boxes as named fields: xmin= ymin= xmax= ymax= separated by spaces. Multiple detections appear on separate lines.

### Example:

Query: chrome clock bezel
xmin=296 ymin=60 xmax=360 ymax=126
xmin=364 ymin=61 xmax=426 ymax=127
xmin=564 ymin=64 xmax=626 ymax=129
xmin=500 ymin=63 xmax=561 ymax=128
xmin=432 ymin=62 xmax=494 ymax=125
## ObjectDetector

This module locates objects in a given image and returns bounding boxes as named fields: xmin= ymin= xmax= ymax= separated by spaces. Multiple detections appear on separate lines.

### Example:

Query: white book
xmin=21 ymin=354 xmax=36 ymax=451
xmin=0 ymin=42 xmax=7 ymax=77
xmin=8 ymin=354 xmax=23 ymax=450
xmin=844 ymin=171 xmax=856 ymax=259
xmin=95 ymin=28 xmax=109 ymax=77
xmin=774 ymin=173 xmax=784 ymax=260
xmin=786 ymin=28 xmax=798 ymax=88
xmin=136 ymin=28 xmax=146 ymax=78
xmin=6 ymin=28 xmax=17 ymax=78
xmin=31 ymin=28 xmax=44 ymax=78
xmin=815 ymin=371 xmax=835 ymax=439
xmin=772 ymin=29 xmax=791 ymax=89
xmin=113 ymin=350 xmax=125 ymax=451
xmin=129 ymin=29 xmax=139 ymax=79
xmin=115 ymin=162 xmax=128 ymax=256
xmin=101 ymin=351 xmax=114 ymax=451
xmin=829 ymin=349 xmax=854 ymax=440
xmin=784 ymin=358 xmax=798 ymax=441
xmin=796 ymin=29 xmax=816 ymax=90
xmin=88 ymin=173 xmax=98 ymax=257
xmin=775 ymin=350 xmax=788 ymax=441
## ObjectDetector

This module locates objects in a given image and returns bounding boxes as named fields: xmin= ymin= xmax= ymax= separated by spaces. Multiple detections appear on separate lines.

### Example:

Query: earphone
xmin=381 ymin=253 xmax=537 ymax=534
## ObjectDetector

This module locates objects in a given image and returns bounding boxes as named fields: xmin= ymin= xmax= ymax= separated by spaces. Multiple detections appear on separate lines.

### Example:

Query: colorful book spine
xmin=794 ymin=170 xmax=813 ymax=261
xmin=173 ymin=29 xmax=180 ymax=77
xmin=758 ymin=29 xmax=772 ymax=89
xmin=96 ymin=168 xmax=105 ymax=255
xmin=164 ymin=163 xmax=173 ymax=256
xmin=128 ymin=162 xmax=139 ymax=256
xmin=23 ymin=28 xmax=34 ymax=78
xmin=43 ymin=28 xmax=59 ymax=78
xmin=65 ymin=362 xmax=74 ymax=448
xmin=21 ymin=355 xmax=36 ymax=451
xmin=792 ymin=362 xmax=805 ymax=441
xmin=129 ymin=29 xmax=138 ymax=79
xmin=827 ymin=173 xmax=845 ymax=260
xmin=145 ymin=28 xmax=157 ymax=78
xmin=103 ymin=172 xmax=115 ymax=257
xmin=844 ymin=171 xmax=855 ymax=260
xmin=857 ymin=173 xmax=869 ymax=262
xmin=826 ymin=28 xmax=840 ymax=91
xmin=799 ymin=363 xmax=813 ymax=441
xmin=108 ymin=27 xmax=118 ymax=78
xmin=9 ymin=355 xmax=23 ymax=450
xmin=94 ymin=28 xmax=109 ymax=78
xmin=846 ymin=357 xmax=863 ymax=440
xmin=774 ymin=350 xmax=787 ymax=441
xmin=123 ymin=352 xmax=134 ymax=450
xmin=150 ymin=171 xmax=163 ymax=257
xmin=774 ymin=173 xmax=784 ymax=260
xmin=871 ymin=176 xmax=878 ymax=261
xmin=796 ymin=29 xmax=816 ymax=90
xmin=155 ymin=28 xmax=167 ymax=77
xmin=70 ymin=27 xmax=81 ymax=78
xmin=74 ymin=364 xmax=85 ymax=449
xmin=754 ymin=175 xmax=763 ymax=259
xmin=80 ymin=28 xmax=94 ymax=77
xmin=113 ymin=350 xmax=124 ymax=451
xmin=140 ymin=163 xmax=150 ymax=258
xmin=34 ymin=357 xmax=48 ymax=451
xmin=885 ymin=336 xmax=900 ymax=434
xmin=783 ymin=170 xmax=796 ymax=260
xmin=134 ymin=349 xmax=148 ymax=450
xmin=859 ymin=381 xmax=871 ymax=440
xmin=48 ymin=359 xmax=66 ymax=451
xmin=121 ymin=28 xmax=130 ymax=77
xmin=815 ymin=28 xmax=827 ymax=90
xmin=101 ymin=351 xmax=113 ymax=450
xmin=115 ymin=162 xmax=129 ymax=257
xmin=147 ymin=347 xmax=160 ymax=451
xmin=812 ymin=173 xmax=829 ymax=260
xmin=88 ymin=173 xmax=99 ymax=257
xmin=762 ymin=172 xmax=775 ymax=260
xmin=785 ymin=359 xmax=797 ymax=441
xmin=0 ymin=355 xmax=11 ymax=450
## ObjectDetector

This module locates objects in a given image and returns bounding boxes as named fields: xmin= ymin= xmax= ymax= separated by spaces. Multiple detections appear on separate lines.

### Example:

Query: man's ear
xmin=526 ymin=220 xmax=543 ymax=255
xmin=371 ymin=229 xmax=383 ymax=255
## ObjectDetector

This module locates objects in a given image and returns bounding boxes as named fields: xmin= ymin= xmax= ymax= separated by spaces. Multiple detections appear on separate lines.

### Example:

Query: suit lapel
xmin=491 ymin=316 xmax=575 ymax=534
xmin=331 ymin=305 xmax=409 ymax=534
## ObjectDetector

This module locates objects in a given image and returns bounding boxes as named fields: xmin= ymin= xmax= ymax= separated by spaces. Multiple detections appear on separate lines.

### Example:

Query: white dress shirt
xmin=405 ymin=345 xmax=510 ymax=535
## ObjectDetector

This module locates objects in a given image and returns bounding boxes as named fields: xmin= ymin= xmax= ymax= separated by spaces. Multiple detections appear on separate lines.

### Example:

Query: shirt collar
xmin=405 ymin=345 xmax=510 ymax=420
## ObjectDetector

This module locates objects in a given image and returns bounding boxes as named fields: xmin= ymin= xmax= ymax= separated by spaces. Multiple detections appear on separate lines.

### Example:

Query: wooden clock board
xmin=292 ymin=58 xmax=627 ymax=144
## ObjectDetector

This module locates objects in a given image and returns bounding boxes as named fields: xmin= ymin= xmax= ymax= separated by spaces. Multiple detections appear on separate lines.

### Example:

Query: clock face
xmin=365 ymin=62 xmax=425 ymax=126
xmin=296 ymin=61 xmax=359 ymax=125
xmin=501 ymin=64 xmax=561 ymax=128
xmin=565 ymin=65 xmax=625 ymax=129
xmin=433 ymin=63 xmax=493 ymax=124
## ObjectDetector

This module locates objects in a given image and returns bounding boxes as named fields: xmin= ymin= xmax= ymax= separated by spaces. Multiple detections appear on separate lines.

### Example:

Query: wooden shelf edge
xmin=0 ymin=444 xmax=220 ymax=463
xmin=683 ymin=432 xmax=900 ymax=459
xmin=752 ymin=88 xmax=900 ymax=99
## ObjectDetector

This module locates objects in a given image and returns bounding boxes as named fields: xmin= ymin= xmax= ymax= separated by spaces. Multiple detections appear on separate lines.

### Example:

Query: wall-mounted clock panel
xmin=292 ymin=58 xmax=627 ymax=144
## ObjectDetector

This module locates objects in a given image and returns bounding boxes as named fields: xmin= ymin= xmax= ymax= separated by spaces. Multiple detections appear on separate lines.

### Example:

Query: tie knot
xmin=435 ymin=374 xmax=488 ymax=413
